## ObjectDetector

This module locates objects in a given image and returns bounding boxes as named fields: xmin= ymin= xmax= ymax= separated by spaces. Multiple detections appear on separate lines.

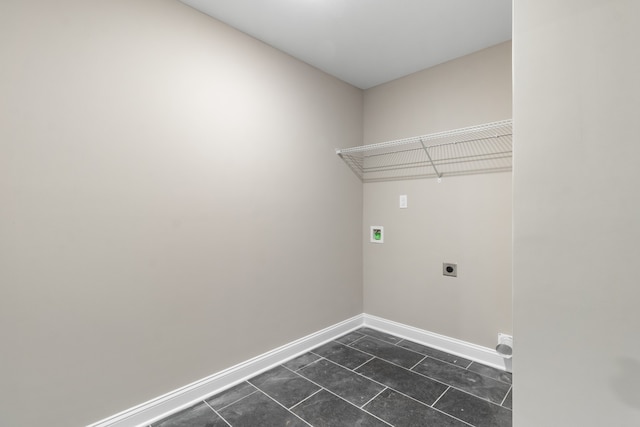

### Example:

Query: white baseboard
xmin=87 ymin=314 xmax=364 ymax=427
xmin=89 ymin=313 xmax=511 ymax=427
xmin=363 ymin=314 xmax=512 ymax=372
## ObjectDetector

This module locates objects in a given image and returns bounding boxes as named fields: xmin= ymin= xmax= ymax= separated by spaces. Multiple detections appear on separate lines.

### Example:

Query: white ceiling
xmin=179 ymin=0 xmax=512 ymax=89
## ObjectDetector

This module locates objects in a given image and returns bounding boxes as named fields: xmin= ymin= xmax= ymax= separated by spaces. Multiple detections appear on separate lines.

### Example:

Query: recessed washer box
xmin=370 ymin=226 xmax=384 ymax=243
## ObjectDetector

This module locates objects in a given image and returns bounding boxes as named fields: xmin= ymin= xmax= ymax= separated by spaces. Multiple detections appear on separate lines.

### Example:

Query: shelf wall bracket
xmin=419 ymin=139 xmax=443 ymax=182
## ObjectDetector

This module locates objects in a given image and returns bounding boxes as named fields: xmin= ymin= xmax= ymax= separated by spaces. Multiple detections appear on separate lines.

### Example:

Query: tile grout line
xmin=392 ymin=335 xmax=477 ymax=371
xmin=355 ymin=374 xmax=475 ymax=427
xmin=311 ymin=340 xmax=375 ymax=370
xmin=350 ymin=333 xmax=455 ymax=372
xmin=310 ymin=357 xmax=395 ymax=391
xmin=288 ymin=388 xmax=323 ymax=411
xmin=247 ymin=368 xmax=325 ymax=415
xmin=357 ymin=328 xmax=403 ymax=345
xmin=500 ymin=384 xmax=513 ymax=407
xmin=294 ymin=356 xmax=472 ymax=427
xmin=308 ymin=354 xmax=464 ymax=417
xmin=334 ymin=330 xmax=365 ymax=343
xmin=345 ymin=334 xmax=367 ymax=346
xmin=350 ymin=333 xmax=422 ymax=357
xmin=310 ymin=347 xmax=381 ymax=376
xmin=353 ymin=354 xmax=451 ymax=392
xmin=313 ymin=345 xmax=375 ymax=365
xmin=360 ymin=386 xmax=389 ymax=409
xmin=412 ymin=356 xmax=511 ymax=406
xmin=202 ymin=400 xmax=232 ymax=427
xmin=385 ymin=384 xmax=476 ymax=427
xmin=352 ymin=409 xmax=392 ymax=426
xmin=253 ymin=389 xmax=314 ymax=427
xmin=343 ymin=335 xmax=371 ymax=351
xmin=326 ymin=331 xmax=508 ymax=424
xmin=280 ymin=363 xmax=393 ymax=427
xmin=313 ymin=339 xmax=509 ymax=412
xmin=432 ymin=378 xmax=511 ymax=411
xmin=214 ymin=387 xmax=259 ymax=413
xmin=449 ymin=359 xmax=514 ymax=386
xmin=422 ymin=351 xmax=473 ymax=370
xmin=431 ymin=386 xmax=450 ymax=407
xmin=430 ymin=407 xmax=475 ymax=427
xmin=385 ymin=387 xmax=475 ymax=427
xmin=287 ymin=356 xmax=322 ymax=372
xmin=409 ymin=355 xmax=427 ymax=370
xmin=352 ymin=355 xmax=376 ymax=371
xmin=466 ymin=361 xmax=513 ymax=385
xmin=360 ymin=328 xmax=511 ymax=384
xmin=339 ymin=342 xmax=425 ymax=372
xmin=296 ymin=354 xmax=325 ymax=370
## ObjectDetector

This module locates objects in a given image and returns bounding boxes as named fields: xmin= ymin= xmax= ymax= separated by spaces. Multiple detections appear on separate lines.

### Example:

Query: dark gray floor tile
xmin=435 ymin=388 xmax=512 ymax=427
xmin=311 ymin=341 xmax=373 ymax=369
xmin=413 ymin=357 xmax=510 ymax=404
xmin=292 ymin=389 xmax=389 ymax=427
xmin=152 ymin=402 xmax=227 ymax=427
xmin=357 ymin=328 xmax=403 ymax=344
xmin=351 ymin=336 xmax=424 ymax=368
xmin=154 ymin=329 xmax=514 ymax=427
xmin=205 ymin=381 xmax=257 ymax=411
xmin=467 ymin=362 xmax=513 ymax=384
xmin=335 ymin=331 xmax=365 ymax=345
xmin=356 ymin=357 xmax=447 ymax=406
xmin=298 ymin=358 xmax=385 ymax=407
xmin=503 ymin=388 xmax=512 ymax=409
xmin=283 ymin=352 xmax=321 ymax=371
xmin=248 ymin=365 xmax=320 ymax=408
xmin=218 ymin=391 xmax=307 ymax=427
xmin=363 ymin=388 xmax=467 ymax=427
xmin=397 ymin=340 xmax=472 ymax=368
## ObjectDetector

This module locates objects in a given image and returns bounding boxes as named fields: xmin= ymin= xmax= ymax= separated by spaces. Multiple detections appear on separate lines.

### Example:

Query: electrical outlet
xmin=443 ymin=263 xmax=457 ymax=277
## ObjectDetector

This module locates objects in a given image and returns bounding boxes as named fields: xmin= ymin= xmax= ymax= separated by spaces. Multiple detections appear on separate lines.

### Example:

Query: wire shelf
xmin=336 ymin=119 xmax=512 ymax=182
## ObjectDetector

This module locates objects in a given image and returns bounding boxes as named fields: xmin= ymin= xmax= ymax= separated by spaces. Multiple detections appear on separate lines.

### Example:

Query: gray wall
xmin=362 ymin=42 xmax=513 ymax=348
xmin=0 ymin=1 xmax=363 ymax=426
xmin=513 ymin=0 xmax=640 ymax=425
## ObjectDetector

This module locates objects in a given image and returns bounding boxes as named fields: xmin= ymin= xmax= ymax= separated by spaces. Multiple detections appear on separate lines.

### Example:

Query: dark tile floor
xmin=151 ymin=327 xmax=512 ymax=427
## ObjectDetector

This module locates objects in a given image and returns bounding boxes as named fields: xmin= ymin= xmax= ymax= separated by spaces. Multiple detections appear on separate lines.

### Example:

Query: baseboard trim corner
xmin=87 ymin=314 xmax=364 ymax=427
xmin=363 ymin=314 xmax=511 ymax=372
xmin=89 ymin=313 xmax=511 ymax=427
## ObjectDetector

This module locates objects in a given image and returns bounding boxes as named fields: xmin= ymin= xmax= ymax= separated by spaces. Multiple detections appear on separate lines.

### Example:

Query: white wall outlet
xmin=370 ymin=226 xmax=384 ymax=243
xmin=399 ymin=194 xmax=408 ymax=209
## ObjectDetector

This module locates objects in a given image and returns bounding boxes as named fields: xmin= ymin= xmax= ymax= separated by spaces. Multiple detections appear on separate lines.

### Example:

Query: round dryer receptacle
xmin=496 ymin=334 xmax=513 ymax=359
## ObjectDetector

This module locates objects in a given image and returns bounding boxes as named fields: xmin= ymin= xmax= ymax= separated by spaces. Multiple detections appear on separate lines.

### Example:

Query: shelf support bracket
xmin=419 ymin=139 xmax=442 ymax=182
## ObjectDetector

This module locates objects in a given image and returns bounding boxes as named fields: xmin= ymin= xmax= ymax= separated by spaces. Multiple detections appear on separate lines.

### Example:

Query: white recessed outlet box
xmin=370 ymin=226 xmax=384 ymax=243
xmin=399 ymin=194 xmax=408 ymax=209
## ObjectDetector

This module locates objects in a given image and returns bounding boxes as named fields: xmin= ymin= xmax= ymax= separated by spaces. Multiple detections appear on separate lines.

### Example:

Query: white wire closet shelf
xmin=336 ymin=119 xmax=512 ymax=182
